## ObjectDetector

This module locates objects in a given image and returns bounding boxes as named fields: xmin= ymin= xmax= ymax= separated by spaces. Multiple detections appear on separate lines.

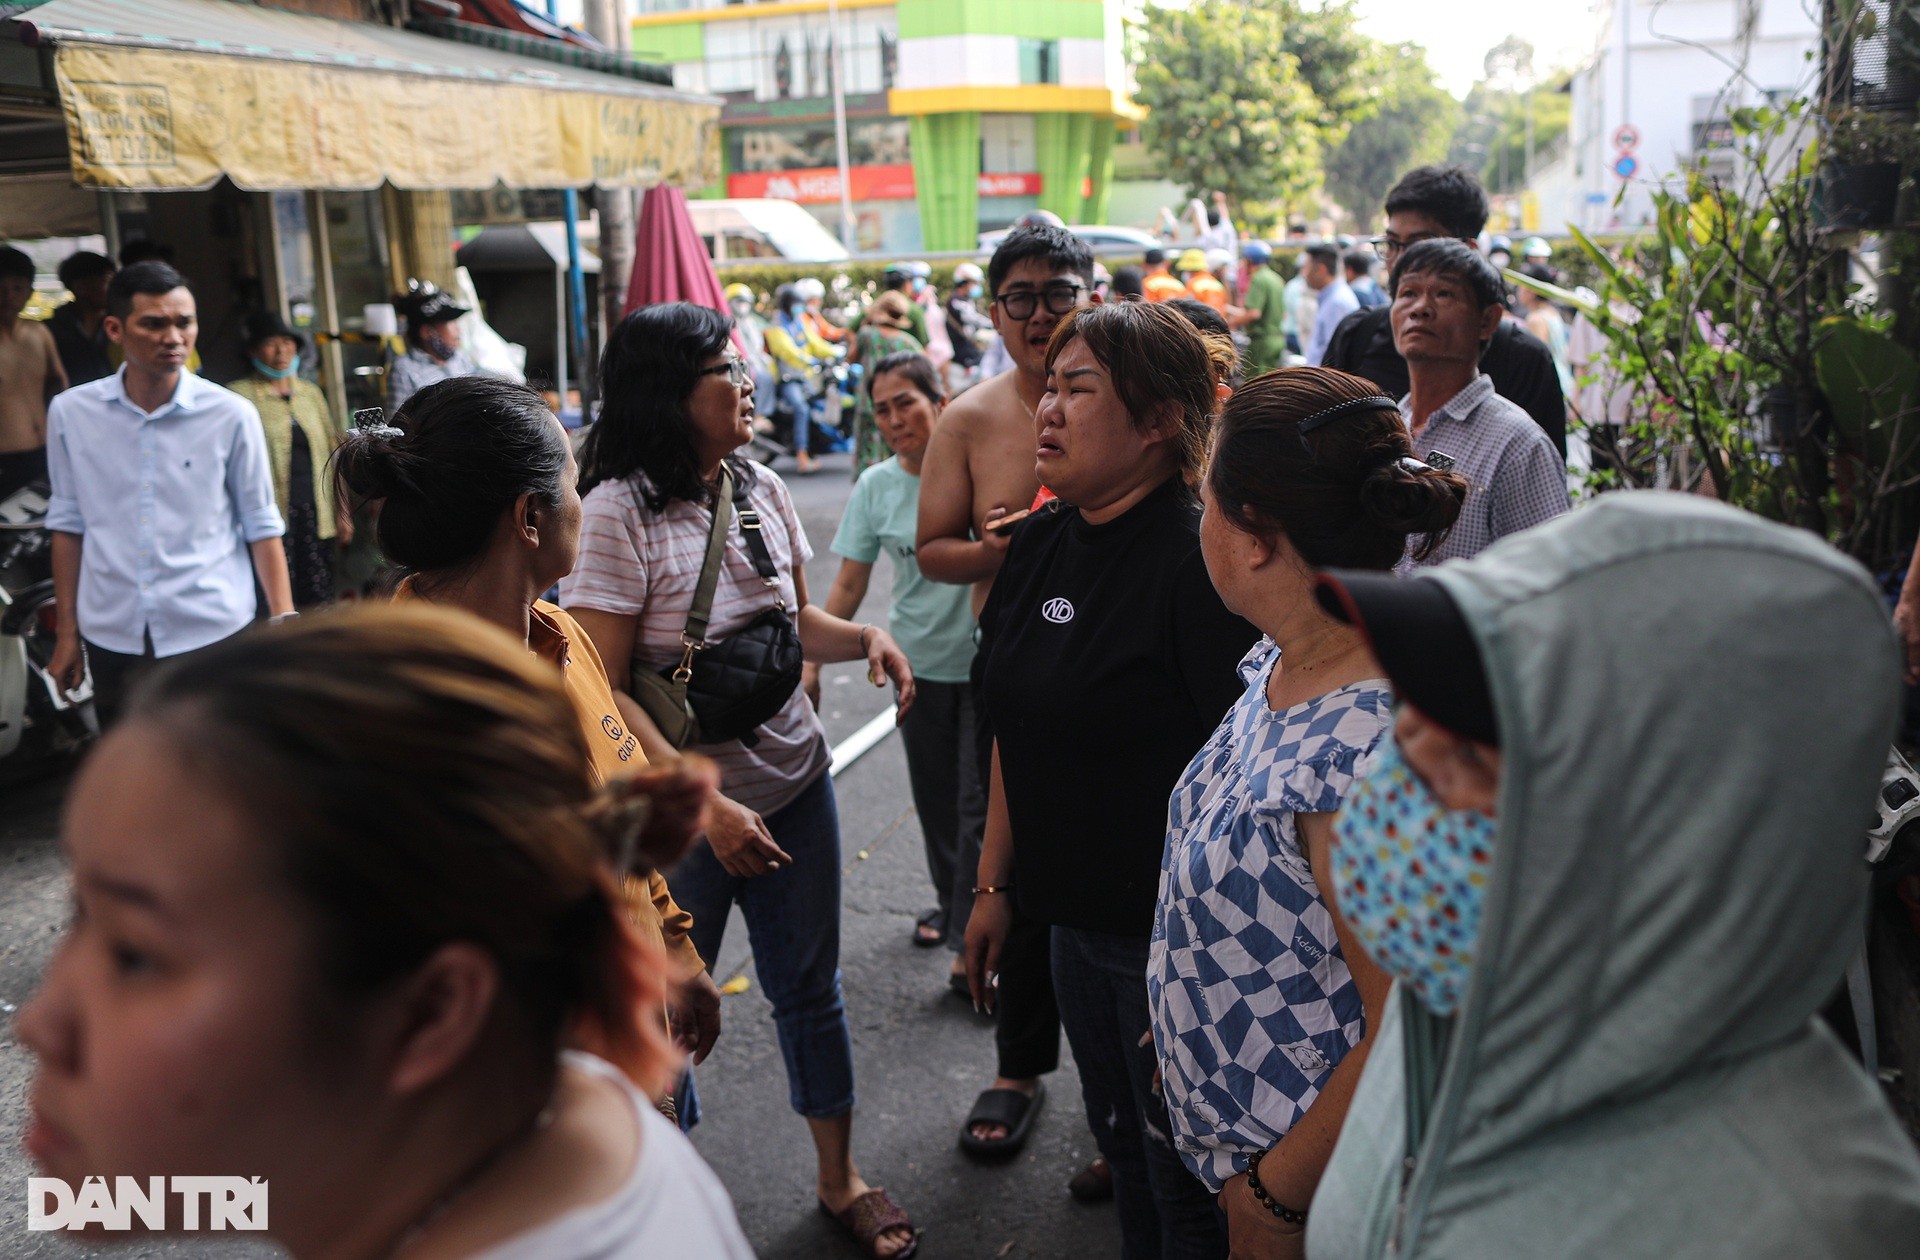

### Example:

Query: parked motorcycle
xmin=0 ymin=478 xmax=97 ymax=778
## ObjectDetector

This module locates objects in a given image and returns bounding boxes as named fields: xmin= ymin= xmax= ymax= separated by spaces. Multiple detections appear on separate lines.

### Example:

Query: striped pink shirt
xmin=562 ymin=468 xmax=829 ymax=816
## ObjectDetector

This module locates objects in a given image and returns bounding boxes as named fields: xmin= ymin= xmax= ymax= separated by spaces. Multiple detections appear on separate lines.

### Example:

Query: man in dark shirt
xmin=1323 ymin=165 xmax=1567 ymax=457
xmin=46 ymin=251 xmax=116 ymax=387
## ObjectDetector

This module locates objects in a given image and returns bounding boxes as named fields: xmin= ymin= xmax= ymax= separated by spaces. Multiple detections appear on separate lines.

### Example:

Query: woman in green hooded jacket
xmin=1306 ymin=492 xmax=1920 ymax=1259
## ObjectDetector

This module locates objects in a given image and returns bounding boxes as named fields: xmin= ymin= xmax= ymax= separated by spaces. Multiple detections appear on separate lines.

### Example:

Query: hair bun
xmin=1357 ymin=454 xmax=1469 ymax=541
xmin=332 ymin=419 xmax=415 ymax=502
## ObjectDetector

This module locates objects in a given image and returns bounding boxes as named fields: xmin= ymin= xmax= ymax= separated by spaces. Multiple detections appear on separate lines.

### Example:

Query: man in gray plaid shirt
xmin=1389 ymin=238 xmax=1570 ymax=565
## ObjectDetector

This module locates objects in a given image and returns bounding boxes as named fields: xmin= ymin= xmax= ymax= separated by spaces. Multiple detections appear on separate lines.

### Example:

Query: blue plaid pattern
xmin=1397 ymin=374 xmax=1570 ymax=566
xmin=1149 ymin=641 xmax=1392 ymax=1191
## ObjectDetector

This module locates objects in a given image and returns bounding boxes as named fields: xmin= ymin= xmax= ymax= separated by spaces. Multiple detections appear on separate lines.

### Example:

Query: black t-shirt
xmin=980 ymin=478 xmax=1259 ymax=936
xmin=1321 ymin=305 xmax=1568 ymax=457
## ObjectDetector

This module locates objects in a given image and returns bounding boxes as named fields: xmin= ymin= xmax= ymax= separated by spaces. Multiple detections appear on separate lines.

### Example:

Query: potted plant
xmin=1819 ymin=108 xmax=1917 ymax=229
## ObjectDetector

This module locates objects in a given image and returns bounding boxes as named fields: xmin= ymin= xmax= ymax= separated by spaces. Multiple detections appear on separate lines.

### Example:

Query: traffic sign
xmin=1613 ymin=153 xmax=1639 ymax=178
xmin=1613 ymin=123 xmax=1641 ymax=150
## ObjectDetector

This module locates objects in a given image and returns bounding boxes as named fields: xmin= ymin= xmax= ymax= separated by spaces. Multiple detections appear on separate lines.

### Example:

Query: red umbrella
xmin=624 ymin=185 xmax=729 ymax=317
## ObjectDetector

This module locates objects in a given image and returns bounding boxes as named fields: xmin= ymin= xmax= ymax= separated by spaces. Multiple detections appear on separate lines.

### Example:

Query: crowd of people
xmin=11 ymin=161 xmax=1920 ymax=1260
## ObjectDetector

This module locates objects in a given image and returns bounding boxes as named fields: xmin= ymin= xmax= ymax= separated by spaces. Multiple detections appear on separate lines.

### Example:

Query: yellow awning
xmin=15 ymin=0 xmax=721 ymax=193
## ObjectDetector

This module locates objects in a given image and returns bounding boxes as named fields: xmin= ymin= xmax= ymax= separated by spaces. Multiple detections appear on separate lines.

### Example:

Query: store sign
xmin=979 ymin=172 xmax=1043 ymax=198
xmin=729 ymin=165 xmax=1042 ymax=203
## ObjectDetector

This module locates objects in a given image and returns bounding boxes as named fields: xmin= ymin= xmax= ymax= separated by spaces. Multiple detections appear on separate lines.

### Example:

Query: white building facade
xmin=1555 ymin=0 xmax=1819 ymax=232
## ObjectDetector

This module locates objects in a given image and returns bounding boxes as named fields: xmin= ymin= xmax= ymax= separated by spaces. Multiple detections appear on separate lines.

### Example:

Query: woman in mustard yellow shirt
xmin=333 ymin=374 xmax=724 ymax=1074
xmin=229 ymin=312 xmax=347 ymax=607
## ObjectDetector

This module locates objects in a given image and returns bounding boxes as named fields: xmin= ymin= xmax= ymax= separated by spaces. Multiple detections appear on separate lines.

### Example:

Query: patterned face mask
xmin=1331 ymin=734 xmax=1498 ymax=1015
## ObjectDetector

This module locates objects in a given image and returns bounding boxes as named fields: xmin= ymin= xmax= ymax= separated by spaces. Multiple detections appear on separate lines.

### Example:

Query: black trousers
xmin=973 ymin=650 xmax=1061 ymax=1079
xmin=85 ymin=631 xmax=229 ymax=727
xmin=0 ymin=446 xmax=48 ymax=501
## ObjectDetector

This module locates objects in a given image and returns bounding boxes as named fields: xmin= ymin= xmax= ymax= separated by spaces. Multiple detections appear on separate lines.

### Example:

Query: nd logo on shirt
xmin=1041 ymin=597 xmax=1075 ymax=624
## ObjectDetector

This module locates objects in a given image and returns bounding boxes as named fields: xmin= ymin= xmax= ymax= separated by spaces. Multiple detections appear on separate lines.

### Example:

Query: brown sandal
xmin=818 ymin=1186 xmax=921 ymax=1259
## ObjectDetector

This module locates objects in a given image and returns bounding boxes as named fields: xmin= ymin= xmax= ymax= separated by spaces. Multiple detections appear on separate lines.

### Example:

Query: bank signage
xmin=728 ymin=165 xmax=1042 ymax=203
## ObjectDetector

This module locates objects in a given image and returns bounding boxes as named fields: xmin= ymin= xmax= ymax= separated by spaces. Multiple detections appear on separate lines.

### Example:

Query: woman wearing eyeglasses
xmin=563 ymin=302 xmax=922 ymax=1260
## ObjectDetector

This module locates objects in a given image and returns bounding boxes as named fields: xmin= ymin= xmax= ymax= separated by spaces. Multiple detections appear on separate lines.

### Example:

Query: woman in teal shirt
xmin=807 ymin=352 xmax=981 ymax=988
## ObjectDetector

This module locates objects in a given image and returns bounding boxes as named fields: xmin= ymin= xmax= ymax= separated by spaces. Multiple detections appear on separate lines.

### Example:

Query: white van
xmin=689 ymin=199 xmax=851 ymax=263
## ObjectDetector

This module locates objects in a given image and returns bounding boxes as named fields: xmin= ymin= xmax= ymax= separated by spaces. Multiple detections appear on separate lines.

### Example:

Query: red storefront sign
xmin=978 ymin=172 xmax=1043 ymax=197
xmin=728 ymin=165 xmax=1043 ymax=203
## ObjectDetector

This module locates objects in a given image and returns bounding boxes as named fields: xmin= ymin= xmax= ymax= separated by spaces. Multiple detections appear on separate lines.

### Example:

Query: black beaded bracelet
xmin=1245 ymin=1149 xmax=1307 ymax=1225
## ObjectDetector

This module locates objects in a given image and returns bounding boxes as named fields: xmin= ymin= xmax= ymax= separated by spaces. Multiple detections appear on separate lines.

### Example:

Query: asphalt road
xmin=0 ymin=452 xmax=1121 ymax=1259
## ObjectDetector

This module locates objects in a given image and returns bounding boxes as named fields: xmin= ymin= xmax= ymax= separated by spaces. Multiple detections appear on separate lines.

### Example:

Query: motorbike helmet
xmin=793 ymin=277 xmax=826 ymax=302
xmin=724 ymin=282 xmax=755 ymax=306
xmin=1522 ymin=235 xmax=1552 ymax=260
xmin=773 ymin=283 xmax=804 ymax=315
xmin=1204 ymin=248 xmax=1233 ymax=274
xmin=1175 ymin=248 xmax=1209 ymax=274
xmin=1241 ymin=240 xmax=1273 ymax=264
xmin=953 ymin=262 xmax=985 ymax=286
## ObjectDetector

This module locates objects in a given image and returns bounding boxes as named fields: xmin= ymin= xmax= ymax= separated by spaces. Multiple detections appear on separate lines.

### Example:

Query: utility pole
xmin=585 ymin=0 xmax=637 ymax=337
xmin=827 ymin=0 xmax=856 ymax=250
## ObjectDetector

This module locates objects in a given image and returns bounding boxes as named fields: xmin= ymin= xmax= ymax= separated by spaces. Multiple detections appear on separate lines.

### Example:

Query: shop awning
xmin=2 ymin=0 xmax=721 ymax=193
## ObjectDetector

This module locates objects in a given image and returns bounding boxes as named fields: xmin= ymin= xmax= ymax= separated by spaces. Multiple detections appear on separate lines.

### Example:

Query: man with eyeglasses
xmin=45 ymin=262 xmax=293 ymax=725
xmin=916 ymin=224 xmax=1105 ymax=1188
xmin=1321 ymin=165 xmax=1567 ymax=457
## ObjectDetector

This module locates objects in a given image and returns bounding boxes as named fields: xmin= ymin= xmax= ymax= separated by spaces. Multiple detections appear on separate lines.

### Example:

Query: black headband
xmin=1298 ymin=394 xmax=1401 ymax=435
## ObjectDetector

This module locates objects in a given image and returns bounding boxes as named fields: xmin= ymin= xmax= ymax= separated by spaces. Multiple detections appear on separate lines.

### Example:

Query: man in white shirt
xmin=47 ymin=262 xmax=292 ymax=723
xmin=1303 ymin=243 xmax=1358 ymax=367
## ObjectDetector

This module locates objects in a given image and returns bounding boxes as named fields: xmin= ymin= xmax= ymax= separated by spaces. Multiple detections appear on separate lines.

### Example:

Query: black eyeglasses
xmin=700 ymin=357 xmax=754 ymax=390
xmin=1370 ymin=231 xmax=1448 ymax=261
xmin=994 ymin=283 xmax=1086 ymax=321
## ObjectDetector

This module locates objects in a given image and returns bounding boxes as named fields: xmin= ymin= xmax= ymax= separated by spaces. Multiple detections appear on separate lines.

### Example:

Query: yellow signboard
xmin=55 ymin=44 xmax=720 ymax=193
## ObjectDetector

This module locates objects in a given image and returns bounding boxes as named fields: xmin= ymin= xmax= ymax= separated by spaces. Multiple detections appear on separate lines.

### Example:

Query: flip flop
xmin=958 ymin=1081 xmax=1045 ymax=1160
xmin=1069 ymin=1156 xmax=1114 ymax=1203
xmin=912 ymin=908 xmax=945 ymax=948
xmin=818 ymin=1186 xmax=920 ymax=1259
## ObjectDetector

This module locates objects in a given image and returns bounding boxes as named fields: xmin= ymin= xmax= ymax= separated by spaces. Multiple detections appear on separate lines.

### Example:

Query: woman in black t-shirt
xmin=965 ymin=302 xmax=1256 ymax=1260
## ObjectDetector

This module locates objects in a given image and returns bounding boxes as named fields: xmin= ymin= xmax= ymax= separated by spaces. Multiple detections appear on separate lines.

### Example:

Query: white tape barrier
xmin=829 ymin=707 xmax=898 ymax=778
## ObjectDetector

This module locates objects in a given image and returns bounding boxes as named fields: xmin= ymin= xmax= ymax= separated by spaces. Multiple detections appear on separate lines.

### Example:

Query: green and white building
xmin=631 ymin=0 xmax=1145 ymax=252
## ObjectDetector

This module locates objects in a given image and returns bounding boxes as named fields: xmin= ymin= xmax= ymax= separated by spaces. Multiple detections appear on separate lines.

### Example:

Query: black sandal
xmin=1069 ymin=1157 xmax=1114 ymax=1203
xmin=958 ymin=1081 xmax=1045 ymax=1160
xmin=912 ymin=908 xmax=945 ymax=947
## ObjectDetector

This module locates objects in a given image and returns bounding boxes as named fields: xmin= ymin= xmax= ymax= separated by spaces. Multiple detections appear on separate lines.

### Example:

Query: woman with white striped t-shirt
xmin=563 ymin=302 xmax=924 ymax=1260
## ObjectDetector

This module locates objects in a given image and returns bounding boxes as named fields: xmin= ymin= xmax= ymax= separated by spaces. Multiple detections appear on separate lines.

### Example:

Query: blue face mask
xmin=251 ymin=353 xmax=300 ymax=380
xmin=1331 ymin=734 xmax=1498 ymax=1015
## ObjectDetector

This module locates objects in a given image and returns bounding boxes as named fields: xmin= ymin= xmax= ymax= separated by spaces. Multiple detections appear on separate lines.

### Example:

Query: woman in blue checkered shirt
xmin=1149 ymin=368 xmax=1466 ymax=1256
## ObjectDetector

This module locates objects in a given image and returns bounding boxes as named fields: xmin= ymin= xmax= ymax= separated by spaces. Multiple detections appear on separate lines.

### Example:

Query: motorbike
xmin=748 ymin=360 xmax=861 ymax=466
xmin=1826 ymin=745 xmax=1920 ymax=1140
xmin=0 ymin=478 xmax=97 ymax=778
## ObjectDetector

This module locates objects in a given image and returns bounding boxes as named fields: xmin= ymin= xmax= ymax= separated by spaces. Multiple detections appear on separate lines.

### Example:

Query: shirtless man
xmin=916 ymin=225 xmax=1103 ymax=1178
xmin=0 ymin=245 xmax=68 ymax=498
xmin=918 ymin=225 xmax=1096 ymax=609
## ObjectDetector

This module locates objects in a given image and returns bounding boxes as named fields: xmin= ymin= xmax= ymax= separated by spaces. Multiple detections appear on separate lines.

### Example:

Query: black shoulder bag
xmin=627 ymin=468 xmax=805 ymax=749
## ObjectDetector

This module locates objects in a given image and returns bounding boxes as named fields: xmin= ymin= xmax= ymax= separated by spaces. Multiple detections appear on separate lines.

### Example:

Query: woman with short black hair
xmin=565 ymin=301 xmax=922 ymax=1260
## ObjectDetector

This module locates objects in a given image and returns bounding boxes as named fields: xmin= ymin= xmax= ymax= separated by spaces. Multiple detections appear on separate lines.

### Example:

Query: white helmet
xmin=793 ymin=277 xmax=826 ymax=301
xmin=953 ymin=262 xmax=984 ymax=285
xmin=1204 ymin=248 xmax=1233 ymax=272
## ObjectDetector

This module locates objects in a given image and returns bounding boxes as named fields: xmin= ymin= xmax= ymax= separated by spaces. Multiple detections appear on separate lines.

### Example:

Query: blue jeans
xmin=671 ymin=771 xmax=855 ymax=1118
xmin=779 ymin=377 xmax=812 ymax=456
xmin=1052 ymin=926 xmax=1226 ymax=1260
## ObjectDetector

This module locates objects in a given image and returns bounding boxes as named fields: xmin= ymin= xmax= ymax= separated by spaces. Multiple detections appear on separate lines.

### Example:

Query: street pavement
xmin=0 ymin=451 xmax=1122 ymax=1258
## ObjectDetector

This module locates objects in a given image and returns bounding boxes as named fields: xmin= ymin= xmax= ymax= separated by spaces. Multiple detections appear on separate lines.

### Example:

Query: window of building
xmin=1691 ymin=93 xmax=1734 ymax=153
xmin=729 ymin=119 xmax=912 ymax=173
xmin=1018 ymin=38 xmax=1059 ymax=86
xmin=981 ymin=115 xmax=1036 ymax=173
